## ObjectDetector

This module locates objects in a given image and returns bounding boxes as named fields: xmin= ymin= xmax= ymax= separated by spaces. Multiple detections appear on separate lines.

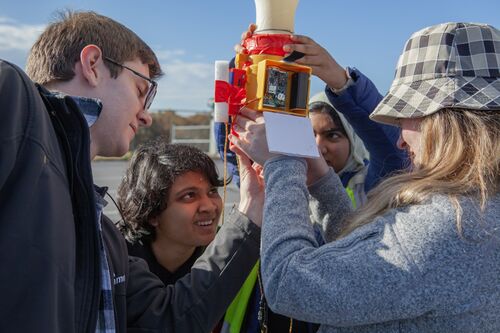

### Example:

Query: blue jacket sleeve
xmin=325 ymin=68 xmax=408 ymax=191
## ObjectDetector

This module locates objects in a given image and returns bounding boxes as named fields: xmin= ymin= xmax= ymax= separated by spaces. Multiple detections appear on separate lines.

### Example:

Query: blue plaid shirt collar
xmin=94 ymin=187 xmax=117 ymax=333
xmin=47 ymin=91 xmax=103 ymax=127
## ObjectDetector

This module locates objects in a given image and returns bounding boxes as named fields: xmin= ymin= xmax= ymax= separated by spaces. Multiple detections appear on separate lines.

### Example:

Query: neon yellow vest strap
xmin=345 ymin=186 xmax=357 ymax=209
xmin=223 ymin=187 xmax=356 ymax=332
xmin=222 ymin=261 xmax=260 ymax=333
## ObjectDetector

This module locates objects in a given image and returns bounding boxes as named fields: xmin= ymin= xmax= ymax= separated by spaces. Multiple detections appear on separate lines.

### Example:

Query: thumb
xmin=229 ymin=139 xmax=252 ymax=178
xmin=229 ymin=134 xmax=251 ymax=160
xmin=236 ymin=149 xmax=252 ymax=170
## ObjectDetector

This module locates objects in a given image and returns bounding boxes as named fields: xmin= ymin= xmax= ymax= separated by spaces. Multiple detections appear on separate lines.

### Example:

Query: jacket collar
xmin=93 ymin=185 xmax=109 ymax=208
xmin=48 ymin=91 xmax=103 ymax=127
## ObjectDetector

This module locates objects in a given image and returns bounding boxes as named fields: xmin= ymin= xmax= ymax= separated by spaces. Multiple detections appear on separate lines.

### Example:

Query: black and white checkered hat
xmin=370 ymin=22 xmax=500 ymax=126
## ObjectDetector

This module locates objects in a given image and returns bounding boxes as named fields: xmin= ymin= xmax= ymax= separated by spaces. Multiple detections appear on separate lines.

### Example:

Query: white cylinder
xmin=254 ymin=0 xmax=299 ymax=34
xmin=214 ymin=60 xmax=229 ymax=123
xmin=215 ymin=60 xmax=230 ymax=83
xmin=214 ymin=103 xmax=229 ymax=123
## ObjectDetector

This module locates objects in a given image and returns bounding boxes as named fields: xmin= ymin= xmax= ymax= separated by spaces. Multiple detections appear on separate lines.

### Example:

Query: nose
xmin=138 ymin=109 xmax=153 ymax=128
xmin=198 ymin=194 xmax=219 ymax=214
xmin=315 ymin=135 xmax=328 ymax=155
xmin=396 ymin=133 xmax=406 ymax=150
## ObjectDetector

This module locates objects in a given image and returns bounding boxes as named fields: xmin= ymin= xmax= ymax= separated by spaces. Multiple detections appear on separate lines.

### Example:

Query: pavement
xmin=91 ymin=159 xmax=240 ymax=223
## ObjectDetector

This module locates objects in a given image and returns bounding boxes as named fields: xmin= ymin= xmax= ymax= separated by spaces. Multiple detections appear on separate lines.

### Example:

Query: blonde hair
xmin=339 ymin=109 xmax=500 ymax=238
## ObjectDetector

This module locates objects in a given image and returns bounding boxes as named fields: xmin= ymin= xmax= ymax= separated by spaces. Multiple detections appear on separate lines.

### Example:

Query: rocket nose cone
xmin=254 ymin=0 xmax=299 ymax=34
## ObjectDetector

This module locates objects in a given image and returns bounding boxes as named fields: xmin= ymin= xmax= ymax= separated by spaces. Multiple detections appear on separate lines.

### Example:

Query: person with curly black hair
xmin=118 ymin=139 xmax=225 ymax=285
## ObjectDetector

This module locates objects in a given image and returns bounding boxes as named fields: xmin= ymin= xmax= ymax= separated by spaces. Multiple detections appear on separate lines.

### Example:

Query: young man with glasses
xmin=104 ymin=56 xmax=158 ymax=111
xmin=0 ymin=10 xmax=261 ymax=333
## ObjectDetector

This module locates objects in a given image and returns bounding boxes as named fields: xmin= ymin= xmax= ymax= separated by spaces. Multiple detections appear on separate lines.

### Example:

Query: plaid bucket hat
xmin=370 ymin=22 xmax=500 ymax=125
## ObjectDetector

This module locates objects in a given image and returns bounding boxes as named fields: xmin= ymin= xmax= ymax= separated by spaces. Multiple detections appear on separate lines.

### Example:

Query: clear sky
xmin=1 ymin=0 xmax=499 ymax=112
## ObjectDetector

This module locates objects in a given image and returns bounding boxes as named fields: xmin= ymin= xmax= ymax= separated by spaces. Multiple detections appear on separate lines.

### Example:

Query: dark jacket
xmin=126 ymin=239 xmax=205 ymax=286
xmin=0 ymin=59 xmax=261 ymax=333
xmin=103 ymin=211 xmax=260 ymax=333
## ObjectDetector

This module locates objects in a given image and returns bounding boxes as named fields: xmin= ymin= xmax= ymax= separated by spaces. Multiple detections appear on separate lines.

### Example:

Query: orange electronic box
xmin=214 ymin=0 xmax=311 ymax=122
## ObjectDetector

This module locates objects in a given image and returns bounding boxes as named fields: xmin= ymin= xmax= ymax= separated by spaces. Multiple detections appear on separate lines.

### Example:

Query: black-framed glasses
xmin=104 ymin=56 xmax=157 ymax=110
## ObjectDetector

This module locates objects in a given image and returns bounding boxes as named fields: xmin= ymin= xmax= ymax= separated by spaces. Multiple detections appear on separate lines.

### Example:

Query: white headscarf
xmin=309 ymin=92 xmax=370 ymax=205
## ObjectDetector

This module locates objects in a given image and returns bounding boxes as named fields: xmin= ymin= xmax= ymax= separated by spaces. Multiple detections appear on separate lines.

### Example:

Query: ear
xmin=79 ymin=44 xmax=105 ymax=87
xmin=149 ymin=217 xmax=159 ymax=228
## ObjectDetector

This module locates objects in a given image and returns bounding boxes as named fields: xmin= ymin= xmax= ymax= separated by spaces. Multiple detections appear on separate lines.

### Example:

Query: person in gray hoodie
xmin=229 ymin=22 xmax=500 ymax=333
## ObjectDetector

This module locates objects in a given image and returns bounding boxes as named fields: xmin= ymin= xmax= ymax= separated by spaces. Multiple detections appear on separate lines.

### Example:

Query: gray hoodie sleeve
xmin=261 ymin=157 xmax=439 ymax=326
xmin=262 ymin=156 xmax=500 ymax=330
xmin=308 ymin=168 xmax=354 ymax=242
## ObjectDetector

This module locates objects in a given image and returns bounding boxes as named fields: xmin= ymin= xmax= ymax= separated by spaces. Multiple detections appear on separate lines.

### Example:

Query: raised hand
xmin=230 ymin=139 xmax=265 ymax=227
xmin=306 ymin=155 xmax=330 ymax=186
xmin=234 ymin=23 xmax=257 ymax=54
xmin=229 ymin=107 xmax=278 ymax=166
xmin=283 ymin=35 xmax=348 ymax=90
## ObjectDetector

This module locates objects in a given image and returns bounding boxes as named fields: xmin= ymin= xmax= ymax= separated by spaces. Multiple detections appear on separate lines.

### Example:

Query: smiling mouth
xmin=195 ymin=219 xmax=215 ymax=227
xmin=129 ymin=124 xmax=137 ymax=134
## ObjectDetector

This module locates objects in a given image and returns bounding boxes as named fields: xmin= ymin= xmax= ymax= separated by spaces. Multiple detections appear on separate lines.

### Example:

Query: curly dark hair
xmin=117 ymin=139 xmax=225 ymax=243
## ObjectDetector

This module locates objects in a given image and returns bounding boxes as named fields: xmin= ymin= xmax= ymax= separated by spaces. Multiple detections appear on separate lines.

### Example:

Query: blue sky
xmin=1 ymin=0 xmax=498 ymax=111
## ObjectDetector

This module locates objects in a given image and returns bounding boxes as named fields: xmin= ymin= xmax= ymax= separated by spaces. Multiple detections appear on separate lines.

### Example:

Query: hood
xmin=309 ymin=91 xmax=369 ymax=185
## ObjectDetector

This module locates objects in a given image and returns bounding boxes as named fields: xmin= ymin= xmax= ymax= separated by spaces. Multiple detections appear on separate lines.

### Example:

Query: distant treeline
xmin=131 ymin=110 xmax=211 ymax=151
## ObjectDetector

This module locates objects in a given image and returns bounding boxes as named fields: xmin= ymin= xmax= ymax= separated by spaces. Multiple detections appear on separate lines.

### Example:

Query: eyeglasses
xmin=104 ymin=56 xmax=157 ymax=110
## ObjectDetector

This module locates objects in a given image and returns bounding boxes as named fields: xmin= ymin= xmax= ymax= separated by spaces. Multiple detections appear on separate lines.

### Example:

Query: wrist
xmin=306 ymin=158 xmax=330 ymax=186
xmin=329 ymin=67 xmax=355 ymax=95
xmin=325 ymin=66 xmax=349 ymax=90
xmin=238 ymin=199 xmax=263 ymax=226
xmin=238 ymin=198 xmax=263 ymax=214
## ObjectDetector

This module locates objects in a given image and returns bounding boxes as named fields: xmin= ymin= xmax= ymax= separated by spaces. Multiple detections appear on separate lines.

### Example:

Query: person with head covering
xmin=213 ymin=86 xmax=401 ymax=333
xmin=215 ymin=89 xmax=404 ymax=208
xmin=308 ymin=93 xmax=370 ymax=207
xmin=230 ymin=22 xmax=500 ymax=332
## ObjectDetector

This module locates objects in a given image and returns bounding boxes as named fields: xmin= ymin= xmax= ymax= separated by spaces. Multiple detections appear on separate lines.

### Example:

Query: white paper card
xmin=263 ymin=111 xmax=319 ymax=158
